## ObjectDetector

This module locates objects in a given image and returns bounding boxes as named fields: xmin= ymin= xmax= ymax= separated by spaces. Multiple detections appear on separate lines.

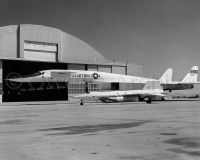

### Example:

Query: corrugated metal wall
xmin=87 ymin=64 xmax=98 ymax=71
xmin=68 ymin=64 xmax=85 ymax=70
xmin=112 ymin=66 xmax=126 ymax=75
xmin=127 ymin=63 xmax=143 ymax=76
xmin=98 ymin=65 xmax=111 ymax=73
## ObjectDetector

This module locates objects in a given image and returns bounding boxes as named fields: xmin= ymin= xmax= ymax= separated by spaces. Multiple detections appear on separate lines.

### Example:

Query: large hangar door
xmin=3 ymin=60 xmax=68 ymax=102
xmin=24 ymin=41 xmax=57 ymax=62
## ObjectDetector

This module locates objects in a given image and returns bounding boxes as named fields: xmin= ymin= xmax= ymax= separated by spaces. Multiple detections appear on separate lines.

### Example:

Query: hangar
xmin=0 ymin=24 xmax=143 ymax=102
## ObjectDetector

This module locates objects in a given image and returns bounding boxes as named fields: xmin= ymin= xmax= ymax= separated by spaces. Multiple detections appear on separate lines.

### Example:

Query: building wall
xmin=98 ymin=65 xmax=112 ymax=73
xmin=112 ymin=66 xmax=126 ymax=75
xmin=0 ymin=26 xmax=18 ymax=58
xmin=127 ymin=63 xmax=143 ymax=77
xmin=87 ymin=64 xmax=98 ymax=71
xmin=0 ymin=60 xmax=2 ymax=102
xmin=68 ymin=64 xmax=85 ymax=70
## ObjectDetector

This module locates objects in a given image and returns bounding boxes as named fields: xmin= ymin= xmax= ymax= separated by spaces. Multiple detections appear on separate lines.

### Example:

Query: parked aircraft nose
xmin=7 ymin=76 xmax=44 ymax=83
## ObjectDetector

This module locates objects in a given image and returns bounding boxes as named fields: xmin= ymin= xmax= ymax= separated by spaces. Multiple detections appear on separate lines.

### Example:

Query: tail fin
xmin=182 ymin=66 xmax=198 ymax=83
xmin=159 ymin=68 xmax=173 ymax=83
xmin=143 ymin=81 xmax=162 ymax=90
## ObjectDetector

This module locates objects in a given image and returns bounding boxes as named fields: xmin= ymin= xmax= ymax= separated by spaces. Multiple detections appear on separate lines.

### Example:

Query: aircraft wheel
xmin=146 ymin=100 xmax=152 ymax=104
xmin=80 ymin=100 xmax=84 ymax=106
xmin=161 ymin=97 xmax=165 ymax=101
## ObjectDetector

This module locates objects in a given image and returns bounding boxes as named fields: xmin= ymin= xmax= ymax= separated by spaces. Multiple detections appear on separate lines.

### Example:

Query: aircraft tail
xmin=143 ymin=81 xmax=162 ymax=90
xmin=181 ymin=66 xmax=198 ymax=83
xmin=159 ymin=68 xmax=173 ymax=83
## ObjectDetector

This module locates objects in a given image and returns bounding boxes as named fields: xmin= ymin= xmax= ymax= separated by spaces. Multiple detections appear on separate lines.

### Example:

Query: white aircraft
xmin=7 ymin=66 xmax=199 ymax=92
xmin=73 ymin=81 xmax=165 ymax=105
xmin=8 ymin=69 xmax=157 ymax=84
xmin=159 ymin=66 xmax=199 ymax=92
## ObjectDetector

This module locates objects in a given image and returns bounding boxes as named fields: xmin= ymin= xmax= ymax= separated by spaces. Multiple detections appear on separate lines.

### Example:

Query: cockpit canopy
xmin=32 ymin=71 xmax=45 ymax=77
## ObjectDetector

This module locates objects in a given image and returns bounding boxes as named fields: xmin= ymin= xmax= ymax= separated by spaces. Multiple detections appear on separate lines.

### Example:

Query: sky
xmin=0 ymin=0 xmax=200 ymax=80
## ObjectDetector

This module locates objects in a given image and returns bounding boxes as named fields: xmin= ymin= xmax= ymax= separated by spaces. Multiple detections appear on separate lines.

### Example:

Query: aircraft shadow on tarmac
xmin=39 ymin=120 xmax=153 ymax=136
xmin=164 ymin=99 xmax=200 ymax=102
xmin=81 ymin=101 xmax=165 ymax=106
xmin=164 ymin=137 xmax=200 ymax=157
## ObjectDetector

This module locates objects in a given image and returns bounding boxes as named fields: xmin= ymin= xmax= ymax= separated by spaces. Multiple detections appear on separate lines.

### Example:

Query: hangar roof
xmin=0 ymin=24 xmax=108 ymax=64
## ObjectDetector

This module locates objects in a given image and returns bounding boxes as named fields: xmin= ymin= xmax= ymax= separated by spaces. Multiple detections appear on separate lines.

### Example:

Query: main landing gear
xmin=145 ymin=97 xmax=152 ymax=104
xmin=146 ymin=99 xmax=152 ymax=104
xmin=80 ymin=100 xmax=84 ymax=105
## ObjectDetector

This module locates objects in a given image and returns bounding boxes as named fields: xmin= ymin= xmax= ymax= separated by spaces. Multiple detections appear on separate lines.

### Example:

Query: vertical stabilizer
xmin=159 ymin=68 xmax=173 ymax=84
xmin=182 ymin=66 xmax=198 ymax=83
xmin=143 ymin=81 xmax=162 ymax=90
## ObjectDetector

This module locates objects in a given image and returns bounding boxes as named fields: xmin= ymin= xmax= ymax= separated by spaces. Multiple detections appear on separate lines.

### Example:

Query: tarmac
xmin=0 ymin=100 xmax=200 ymax=160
